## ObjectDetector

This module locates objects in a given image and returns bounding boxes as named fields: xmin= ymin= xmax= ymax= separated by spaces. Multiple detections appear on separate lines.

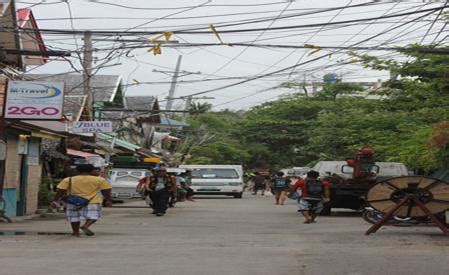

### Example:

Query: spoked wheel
xmin=365 ymin=176 xmax=449 ymax=235
xmin=362 ymin=210 xmax=384 ymax=224
xmin=366 ymin=176 xmax=449 ymax=217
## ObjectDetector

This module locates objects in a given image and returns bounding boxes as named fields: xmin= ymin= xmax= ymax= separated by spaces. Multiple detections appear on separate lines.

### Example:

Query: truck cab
xmin=312 ymin=159 xmax=409 ymax=213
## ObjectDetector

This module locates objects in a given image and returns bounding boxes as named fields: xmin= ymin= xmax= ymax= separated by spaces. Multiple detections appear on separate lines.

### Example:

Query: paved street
xmin=1 ymin=193 xmax=448 ymax=275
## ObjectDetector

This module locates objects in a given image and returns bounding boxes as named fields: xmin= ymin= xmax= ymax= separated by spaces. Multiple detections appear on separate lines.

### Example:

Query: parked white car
xmin=179 ymin=165 xmax=244 ymax=198
xmin=109 ymin=168 xmax=149 ymax=199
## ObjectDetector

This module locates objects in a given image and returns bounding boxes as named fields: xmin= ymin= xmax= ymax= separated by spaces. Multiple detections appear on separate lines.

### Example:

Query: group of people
xmin=50 ymin=163 xmax=330 ymax=237
xmin=50 ymin=163 xmax=196 ymax=237
xmin=247 ymin=170 xmax=331 ymax=224
xmin=137 ymin=166 xmax=195 ymax=217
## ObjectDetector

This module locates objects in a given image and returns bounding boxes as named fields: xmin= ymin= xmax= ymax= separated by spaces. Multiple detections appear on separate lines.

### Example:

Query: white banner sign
xmin=4 ymin=81 xmax=64 ymax=120
xmin=71 ymin=121 xmax=113 ymax=133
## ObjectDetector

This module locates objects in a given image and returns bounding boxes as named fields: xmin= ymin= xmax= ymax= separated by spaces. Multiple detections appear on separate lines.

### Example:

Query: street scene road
xmin=1 ymin=2 xmax=449 ymax=275
xmin=1 ymin=194 xmax=448 ymax=275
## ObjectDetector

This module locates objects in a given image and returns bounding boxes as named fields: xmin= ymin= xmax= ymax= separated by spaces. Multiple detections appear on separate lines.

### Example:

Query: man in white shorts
xmin=52 ymin=164 xmax=112 ymax=237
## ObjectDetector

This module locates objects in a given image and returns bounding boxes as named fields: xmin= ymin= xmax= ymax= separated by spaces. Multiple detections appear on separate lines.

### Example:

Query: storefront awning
xmin=97 ymin=133 xmax=141 ymax=151
xmin=67 ymin=149 xmax=99 ymax=158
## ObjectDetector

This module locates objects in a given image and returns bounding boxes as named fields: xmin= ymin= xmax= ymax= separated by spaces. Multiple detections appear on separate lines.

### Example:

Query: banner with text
xmin=71 ymin=121 xmax=113 ymax=133
xmin=4 ymin=81 xmax=64 ymax=120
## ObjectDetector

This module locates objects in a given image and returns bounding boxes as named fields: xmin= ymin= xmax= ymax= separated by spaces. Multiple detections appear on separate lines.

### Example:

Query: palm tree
xmin=189 ymin=102 xmax=212 ymax=114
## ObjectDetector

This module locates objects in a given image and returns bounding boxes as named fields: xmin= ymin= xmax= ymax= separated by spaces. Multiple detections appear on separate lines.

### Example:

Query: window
xmin=191 ymin=169 xmax=239 ymax=179
xmin=131 ymin=172 xmax=143 ymax=177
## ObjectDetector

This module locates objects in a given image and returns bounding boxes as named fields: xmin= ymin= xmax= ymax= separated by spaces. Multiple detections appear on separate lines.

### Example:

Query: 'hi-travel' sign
xmin=71 ymin=121 xmax=113 ymax=133
xmin=4 ymin=81 xmax=64 ymax=120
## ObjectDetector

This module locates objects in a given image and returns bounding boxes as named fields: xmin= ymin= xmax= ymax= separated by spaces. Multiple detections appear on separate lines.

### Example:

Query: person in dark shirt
xmin=270 ymin=171 xmax=291 ymax=205
xmin=144 ymin=167 xmax=176 ymax=216
xmin=291 ymin=170 xmax=330 ymax=223
xmin=252 ymin=172 xmax=267 ymax=196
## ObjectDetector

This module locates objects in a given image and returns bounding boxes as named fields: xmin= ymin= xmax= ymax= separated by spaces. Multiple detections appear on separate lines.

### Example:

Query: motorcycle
xmin=362 ymin=207 xmax=442 ymax=225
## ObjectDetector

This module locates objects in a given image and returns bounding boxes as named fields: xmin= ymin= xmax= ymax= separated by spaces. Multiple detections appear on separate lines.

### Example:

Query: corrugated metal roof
xmin=67 ymin=149 xmax=99 ymax=158
xmin=26 ymin=74 xmax=122 ymax=102
xmin=20 ymin=120 xmax=67 ymax=133
xmin=124 ymin=96 xmax=157 ymax=109
xmin=97 ymin=133 xmax=141 ymax=151
xmin=26 ymin=74 xmax=122 ymax=120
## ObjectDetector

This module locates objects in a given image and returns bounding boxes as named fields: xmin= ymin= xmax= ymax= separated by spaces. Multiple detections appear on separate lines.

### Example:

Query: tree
xmin=178 ymin=45 xmax=449 ymax=173
xmin=189 ymin=102 xmax=212 ymax=114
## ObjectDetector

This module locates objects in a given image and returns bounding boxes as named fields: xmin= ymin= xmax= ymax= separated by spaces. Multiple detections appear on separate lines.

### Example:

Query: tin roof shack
xmin=0 ymin=6 xmax=48 ymax=70
xmin=100 ymin=95 xmax=160 ymax=148
xmin=1 ymin=120 xmax=67 ymax=218
xmin=0 ymin=5 xmax=64 ymax=219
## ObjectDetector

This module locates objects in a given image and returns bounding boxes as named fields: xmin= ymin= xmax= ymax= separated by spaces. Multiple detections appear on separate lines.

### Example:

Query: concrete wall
xmin=4 ymin=134 xmax=43 ymax=215
xmin=4 ymin=136 xmax=20 ymax=190
xmin=0 ymin=2 xmax=21 ymax=67
xmin=26 ymin=163 xmax=42 ymax=215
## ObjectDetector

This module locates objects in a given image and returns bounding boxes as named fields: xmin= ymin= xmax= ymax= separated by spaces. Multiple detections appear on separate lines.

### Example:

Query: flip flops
xmin=80 ymin=226 xmax=95 ymax=236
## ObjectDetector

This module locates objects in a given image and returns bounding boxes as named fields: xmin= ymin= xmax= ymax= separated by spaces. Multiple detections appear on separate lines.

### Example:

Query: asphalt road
xmin=0 ymin=193 xmax=448 ymax=275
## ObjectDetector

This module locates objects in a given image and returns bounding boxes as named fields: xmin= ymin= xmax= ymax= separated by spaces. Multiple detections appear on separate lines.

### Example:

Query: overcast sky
xmin=16 ymin=0 xmax=448 ymax=110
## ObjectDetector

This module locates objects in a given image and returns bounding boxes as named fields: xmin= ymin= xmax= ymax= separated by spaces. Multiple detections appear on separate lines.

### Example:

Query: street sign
xmin=71 ymin=121 xmax=113 ymax=133
xmin=4 ymin=81 xmax=64 ymax=120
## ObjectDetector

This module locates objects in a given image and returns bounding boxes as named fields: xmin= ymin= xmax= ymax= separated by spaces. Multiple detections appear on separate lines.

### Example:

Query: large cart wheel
xmin=365 ymin=176 xmax=449 ymax=235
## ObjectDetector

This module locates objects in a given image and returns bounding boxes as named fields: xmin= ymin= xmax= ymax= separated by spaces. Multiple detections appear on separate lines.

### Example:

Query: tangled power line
xmin=8 ymin=1 xmax=449 ymax=109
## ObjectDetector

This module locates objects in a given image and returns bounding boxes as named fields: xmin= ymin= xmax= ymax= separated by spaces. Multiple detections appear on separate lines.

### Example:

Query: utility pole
xmin=184 ymin=95 xmax=193 ymax=117
xmin=82 ymin=31 xmax=93 ymax=120
xmin=166 ymin=55 xmax=182 ymax=111
xmin=153 ymin=55 xmax=200 ymax=112
xmin=302 ymin=74 xmax=309 ymax=98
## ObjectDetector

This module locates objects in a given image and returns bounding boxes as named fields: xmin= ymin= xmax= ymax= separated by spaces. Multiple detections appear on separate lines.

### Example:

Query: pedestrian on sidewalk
xmin=270 ymin=171 xmax=291 ymax=205
xmin=291 ymin=170 xmax=330 ymax=224
xmin=52 ymin=164 xmax=112 ymax=237
xmin=145 ymin=167 xmax=176 ymax=216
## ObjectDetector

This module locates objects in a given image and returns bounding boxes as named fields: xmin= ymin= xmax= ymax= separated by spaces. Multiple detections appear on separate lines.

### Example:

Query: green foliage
xmin=189 ymin=102 xmax=212 ymax=114
xmin=181 ymin=45 xmax=449 ymax=173
xmin=38 ymin=177 xmax=56 ymax=207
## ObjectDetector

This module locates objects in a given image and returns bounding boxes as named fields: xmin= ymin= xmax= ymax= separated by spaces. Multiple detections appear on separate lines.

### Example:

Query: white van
xmin=179 ymin=165 xmax=244 ymax=198
xmin=108 ymin=168 xmax=148 ymax=199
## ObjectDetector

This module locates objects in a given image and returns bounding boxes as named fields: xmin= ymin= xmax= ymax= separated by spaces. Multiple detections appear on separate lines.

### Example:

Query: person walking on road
xmin=291 ymin=170 xmax=330 ymax=224
xmin=145 ymin=167 xmax=176 ymax=216
xmin=52 ymin=164 xmax=112 ymax=237
xmin=180 ymin=170 xmax=195 ymax=201
xmin=252 ymin=172 xmax=267 ymax=196
xmin=270 ymin=171 xmax=291 ymax=205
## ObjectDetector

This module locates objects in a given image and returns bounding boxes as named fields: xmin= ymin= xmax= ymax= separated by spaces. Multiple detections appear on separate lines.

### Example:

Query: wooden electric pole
xmin=82 ymin=31 xmax=93 ymax=120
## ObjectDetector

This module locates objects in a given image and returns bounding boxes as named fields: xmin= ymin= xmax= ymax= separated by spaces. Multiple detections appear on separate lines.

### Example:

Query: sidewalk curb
xmin=6 ymin=209 xmax=64 ymax=223
xmin=8 ymin=213 xmax=41 ymax=222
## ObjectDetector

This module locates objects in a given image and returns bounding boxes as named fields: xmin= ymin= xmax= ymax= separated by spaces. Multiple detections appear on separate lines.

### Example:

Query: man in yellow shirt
xmin=52 ymin=164 xmax=112 ymax=237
